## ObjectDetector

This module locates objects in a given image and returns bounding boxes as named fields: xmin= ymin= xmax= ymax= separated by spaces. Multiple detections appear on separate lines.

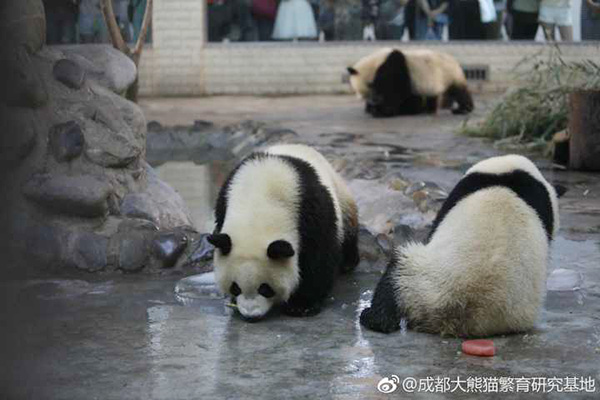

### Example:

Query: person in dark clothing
xmin=448 ymin=0 xmax=483 ymax=39
xmin=416 ymin=0 xmax=449 ymax=40
xmin=378 ymin=0 xmax=410 ymax=40
xmin=404 ymin=0 xmax=417 ymax=38
xmin=362 ymin=0 xmax=381 ymax=25
xmin=43 ymin=0 xmax=79 ymax=44
xmin=508 ymin=0 xmax=540 ymax=39
xmin=448 ymin=0 xmax=498 ymax=39
xmin=581 ymin=0 xmax=600 ymax=40
xmin=318 ymin=0 xmax=336 ymax=40
xmin=209 ymin=0 xmax=257 ymax=42
xmin=362 ymin=0 xmax=380 ymax=38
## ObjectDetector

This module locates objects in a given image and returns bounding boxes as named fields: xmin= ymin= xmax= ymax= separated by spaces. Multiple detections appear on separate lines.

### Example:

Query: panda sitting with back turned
xmin=360 ymin=155 xmax=561 ymax=337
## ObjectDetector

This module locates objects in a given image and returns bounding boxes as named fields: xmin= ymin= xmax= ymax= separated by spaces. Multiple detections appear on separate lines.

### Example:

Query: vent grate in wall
xmin=463 ymin=65 xmax=489 ymax=81
xmin=342 ymin=65 xmax=490 ymax=84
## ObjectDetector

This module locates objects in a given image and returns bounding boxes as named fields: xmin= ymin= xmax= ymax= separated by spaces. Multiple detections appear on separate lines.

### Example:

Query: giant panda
xmin=208 ymin=144 xmax=359 ymax=321
xmin=347 ymin=48 xmax=474 ymax=117
xmin=360 ymin=155 xmax=560 ymax=336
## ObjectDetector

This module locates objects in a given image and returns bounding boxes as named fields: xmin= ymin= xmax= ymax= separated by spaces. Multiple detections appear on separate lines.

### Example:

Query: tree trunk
xmin=568 ymin=90 xmax=600 ymax=171
xmin=101 ymin=0 xmax=152 ymax=102
xmin=126 ymin=76 xmax=139 ymax=103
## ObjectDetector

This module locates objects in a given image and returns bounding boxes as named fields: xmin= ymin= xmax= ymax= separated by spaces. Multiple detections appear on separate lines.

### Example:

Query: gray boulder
xmin=121 ymin=162 xmax=194 ymax=230
xmin=48 ymin=121 xmax=85 ymax=162
xmin=23 ymin=174 xmax=113 ymax=218
xmin=53 ymin=59 xmax=86 ymax=90
xmin=58 ymin=45 xmax=137 ymax=94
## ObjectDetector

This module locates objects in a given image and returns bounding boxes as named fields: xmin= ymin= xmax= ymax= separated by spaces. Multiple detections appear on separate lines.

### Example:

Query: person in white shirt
xmin=272 ymin=0 xmax=318 ymax=40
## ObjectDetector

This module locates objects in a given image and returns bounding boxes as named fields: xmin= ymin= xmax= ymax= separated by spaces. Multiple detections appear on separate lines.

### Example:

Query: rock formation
xmin=0 ymin=0 xmax=200 ymax=275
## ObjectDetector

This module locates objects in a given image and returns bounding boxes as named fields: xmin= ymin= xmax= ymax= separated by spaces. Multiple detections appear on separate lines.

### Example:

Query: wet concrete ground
xmin=2 ymin=95 xmax=600 ymax=399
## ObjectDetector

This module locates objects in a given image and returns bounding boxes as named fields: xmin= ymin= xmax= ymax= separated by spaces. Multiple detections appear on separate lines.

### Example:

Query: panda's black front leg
xmin=360 ymin=262 xmax=404 ymax=333
xmin=283 ymin=293 xmax=323 ymax=317
xmin=283 ymin=259 xmax=335 ymax=317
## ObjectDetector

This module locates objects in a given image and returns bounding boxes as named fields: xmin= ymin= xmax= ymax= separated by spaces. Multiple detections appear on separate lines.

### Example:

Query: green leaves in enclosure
xmin=460 ymin=45 xmax=600 ymax=143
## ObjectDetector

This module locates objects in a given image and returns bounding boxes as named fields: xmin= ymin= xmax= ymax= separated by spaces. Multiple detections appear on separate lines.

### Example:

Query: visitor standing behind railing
xmin=581 ymin=0 xmax=600 ymax=39
xmin=415 ymin=0 xmax=448 ymax=40
xmin=272 ymin=0 xmax=318 ymax=40
xmin=539 ymin=0 xmax=573 ymax=41
xmin=43 ymin=0 xmax=79 ymax=44
xmin=509 ymin=0 xmax=540 ymax=39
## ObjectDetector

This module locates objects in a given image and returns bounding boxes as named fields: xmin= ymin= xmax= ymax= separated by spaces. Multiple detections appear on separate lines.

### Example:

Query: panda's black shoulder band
xmin=427 ymin=170 xmax=554 ymax=242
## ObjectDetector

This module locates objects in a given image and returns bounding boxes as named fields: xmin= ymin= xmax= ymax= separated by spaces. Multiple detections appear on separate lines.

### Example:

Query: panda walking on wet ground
xmin=348 ymin=48 xmax=474 ymax=117
xmin=360 ymin=155 xmax=561 ymax=337
xmin=208 ymin=144 xmax=359 ymax=321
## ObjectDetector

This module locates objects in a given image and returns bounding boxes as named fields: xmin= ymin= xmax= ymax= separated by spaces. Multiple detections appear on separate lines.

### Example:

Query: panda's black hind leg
xmin=447 ymin=84 xmax=474 ymax=114
xmin=283 ymin=294 xmax=323 ymax=317
xmin=341 ymin=236 xmax=359 ymax=273
xmin=360 ymin=260 xmax=405 ymax=333
xmin=425 ymin=96 xmax=438 ymax=114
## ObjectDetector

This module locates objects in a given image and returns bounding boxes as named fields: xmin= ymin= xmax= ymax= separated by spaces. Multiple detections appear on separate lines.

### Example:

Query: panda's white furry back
xmin=347 ymin=48 xmax=474 ymax=117
xmin=360 ymin=155 xmax=559 ymax=337
xmin=208 ymin=144 xmax=359 ymax=321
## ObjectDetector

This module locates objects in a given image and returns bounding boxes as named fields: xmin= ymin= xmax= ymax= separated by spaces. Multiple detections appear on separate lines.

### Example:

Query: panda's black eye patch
xmin=258 ymin=283 xmax=275 ymax=298
xmin=230 ymin=282 xmax=241 ymax=296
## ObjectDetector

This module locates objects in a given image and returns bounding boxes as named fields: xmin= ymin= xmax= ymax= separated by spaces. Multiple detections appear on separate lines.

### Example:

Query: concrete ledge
xmin=138 ymin=42 xmax=600 ymax=97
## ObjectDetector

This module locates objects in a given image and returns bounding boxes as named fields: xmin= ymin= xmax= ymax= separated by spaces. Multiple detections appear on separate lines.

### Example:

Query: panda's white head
xmin=208 ymin=233 xmax=299 ymax=321
xmin=347 ymin=48 xmax=394 ymax=100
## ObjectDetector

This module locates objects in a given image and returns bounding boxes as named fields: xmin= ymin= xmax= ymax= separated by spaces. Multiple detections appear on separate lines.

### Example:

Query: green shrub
xmin=460 ymin=45 xmax=600 ymax=142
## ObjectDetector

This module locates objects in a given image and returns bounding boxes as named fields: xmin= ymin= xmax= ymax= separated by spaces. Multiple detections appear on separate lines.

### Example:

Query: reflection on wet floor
xmin=133 ymin=130 xmax=600 ymax=397
xmin=5 ymin=92 xmax=600 ymax=397
xmin=1 ymin=235 xmax=599 ymax=399
xmin=547 ymin=268 xmax=582 ymax=291
xmin=320 ymin=132 xmax=421 ymax=166
xmin=155 ymin=161 xmax=214 ymax=233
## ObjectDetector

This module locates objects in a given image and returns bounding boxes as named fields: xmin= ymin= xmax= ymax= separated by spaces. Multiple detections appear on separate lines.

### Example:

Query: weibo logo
xmin=377 ymin=375 xmax=400 ymax=393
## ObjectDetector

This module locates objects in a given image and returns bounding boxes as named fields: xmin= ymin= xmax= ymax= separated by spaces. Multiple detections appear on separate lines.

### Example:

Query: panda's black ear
xmin=267 ymin=240 xmax=295 ymax=259
xmin=347 ymin=67 xmax=358 ymax=75
xmin=207 ymin=233 xmax=232 ymax=255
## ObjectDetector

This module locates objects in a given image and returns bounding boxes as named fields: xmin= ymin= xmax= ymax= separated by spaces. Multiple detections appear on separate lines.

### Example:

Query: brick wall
xmin=139 ymin=0 xmax=205 ymax=96
xmin=138 ymin=4 xmax=600 ymax=97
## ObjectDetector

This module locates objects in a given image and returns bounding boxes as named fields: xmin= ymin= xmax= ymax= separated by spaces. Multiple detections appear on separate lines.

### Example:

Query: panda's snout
xmin=236 ymin=294 xmax=272 ymax=321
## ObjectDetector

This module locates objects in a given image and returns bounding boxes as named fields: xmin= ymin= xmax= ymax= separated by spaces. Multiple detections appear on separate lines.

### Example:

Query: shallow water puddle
xmin=19 ymin=279 xmax=114 ymax=300
xmin=173 ymin=272 xmax=230 ymax=315
xmin=547 ymin=269 xmax=583 ymax=291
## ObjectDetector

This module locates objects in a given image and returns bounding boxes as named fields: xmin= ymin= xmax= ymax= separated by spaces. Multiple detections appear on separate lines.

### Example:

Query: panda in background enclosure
xmin=208 ymin=144 xmax=359 ymax=321
xmin=360 ymin=155 xmax=562 ymax=337
xmin=347 ymin=47 xmax=474 ymax=117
